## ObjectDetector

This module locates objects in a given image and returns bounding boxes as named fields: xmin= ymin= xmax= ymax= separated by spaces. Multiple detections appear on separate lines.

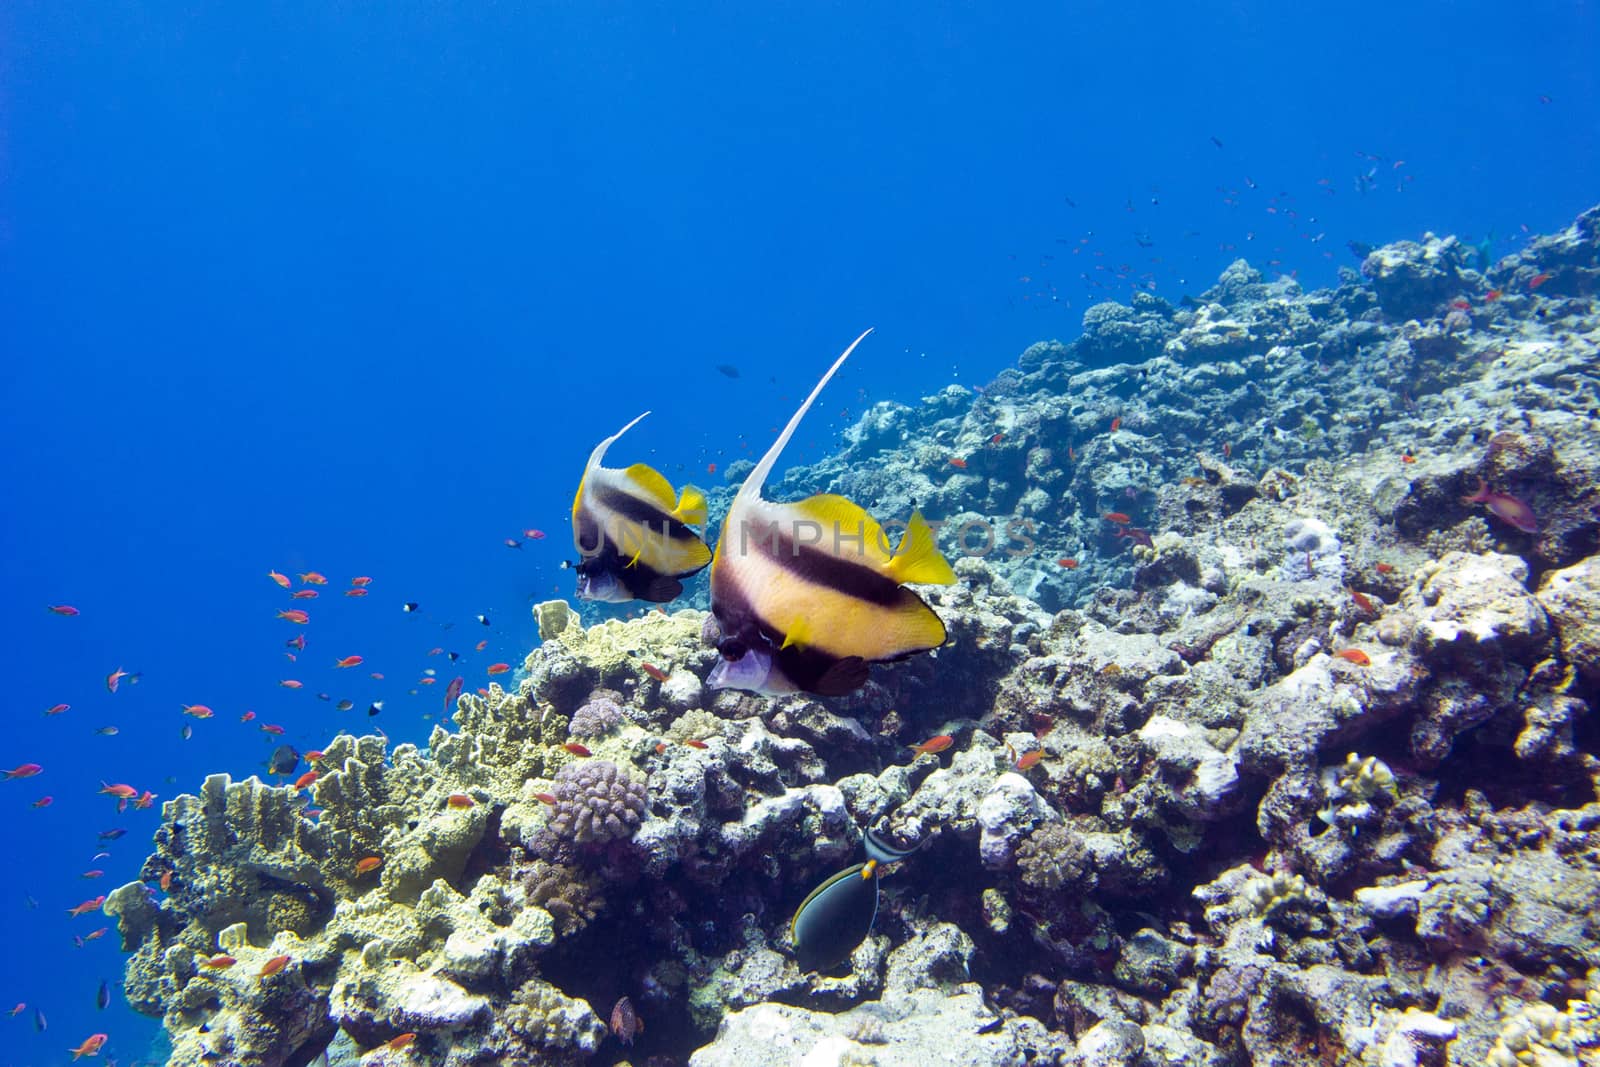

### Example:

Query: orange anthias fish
xmin=1374 ymin=562 xmax=1395 ymax=575
xmin=350 ymin=576 xmax=372 ymax=587
xmin=1102 ymin=512 xmax=1132 ymax=524
xmin=45 ymin=703 xmax=69 ymax=716
xmin=1484 ymin=288 xmax=1502 ymax=302
xmin=98 ymin=782 xmax=138 ymax=799
xmin=475 ymin=639 xmax=488 ymax=651
xmin=486 ymin=662 xmax=510 ymax=675
xmin=446 ymin=793 xmax=475 ymax=809
xmin=563 ymin=742 xmax=592 ymax=757
xmin=258 ymin=954 xmax=292 ymax=977
xmin=304 ymin=750 xmax=325 ymax=763
xmin=534 ymin=792 xmax=557 ymax=805
xmin=948 ymin=456 xmax=968 ymax=469
xmin=1348 ymin=588 xmax=1377 ymax=615
xmin=387 ymin=1033 xmax=419 ymax=1049
xmin=106 ymin=669 xmax=129 ymax=693
xmin=200 ymin=953 xmax=236 ymax=969
xmin=260 ymin=723 xmax=285 ymax=735
xmin=910 ymin=734 xmax=954 ymax=756
xmin=277 ymin=609 xmax=310 ymax=624
xmin=3 ymin=763 xmax=44 ymax=779
xmin=66 ymin=896 xmax=106 ymax=917
xmin=344 ymin=589 xmax=368 ymax=597
xmin=298 ymin=572 xmax=328 ymax=585
xmin=335 ymin=656 xmax=363 ymax=669
xmin=181 ymin=704 xmax=214 ymax=718
xmin=279 ymin=680 xmax=303 ymax=689
xmin=1528 ymin=272 xmax=1553 ymax=290
xmin=1013 ymin=749 xmax=1044 ymax=771
xmin=290 ymin=589 xmax=318 ymax=600
xmin=1110 ymin=416 xmax=1121 ymax=432
xmin=354 ymin=856 xmax=383 ymax=875
xmin=1057 ymin=557 xmax=1079 ymax=569
xmin=640 ymin=662 xmax=668 ymax=682
xmin=268 ymin=571 xmax=291 ymax=588
xmin=47 ymin=604 xmax=80 ymax=616
xmin=293 ymin=770 xmax=319 ymax=790
xmin=68 ymin=1033 xmax=108 ymax=1060
xmin=1333 ymin=648 xmax=1372 ymax=666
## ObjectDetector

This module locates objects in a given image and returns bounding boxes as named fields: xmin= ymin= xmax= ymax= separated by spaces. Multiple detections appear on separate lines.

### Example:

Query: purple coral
xmin=568 ymin=697 xmax=623 ymax=739
xmin=544 ymin=760 xmax=646 ymax=846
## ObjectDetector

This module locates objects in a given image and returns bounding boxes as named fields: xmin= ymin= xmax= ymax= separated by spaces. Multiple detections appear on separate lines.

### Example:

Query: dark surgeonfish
xmin=707 ymin=329 xmax=956 ymax=696
xmin=790 ymin=825 xmax=921 ymax=973
xmin=571 ymin=412 xmax=711 ymax=603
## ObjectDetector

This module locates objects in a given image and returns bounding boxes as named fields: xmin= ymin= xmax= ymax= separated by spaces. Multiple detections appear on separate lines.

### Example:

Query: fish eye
xmin=717 ymin=638 xmax=747 ymax=661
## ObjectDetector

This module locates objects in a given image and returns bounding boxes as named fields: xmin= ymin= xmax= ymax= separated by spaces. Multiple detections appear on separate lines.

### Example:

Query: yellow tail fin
xmin=884 ymin=511 xmax=957 ymax=586
xmin=674 ymin=485 xmax=708 ymax=527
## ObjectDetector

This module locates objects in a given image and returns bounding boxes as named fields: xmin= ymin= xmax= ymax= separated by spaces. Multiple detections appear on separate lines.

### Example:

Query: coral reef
xmin=112 ymin=204 xmax=1600 ymax=1065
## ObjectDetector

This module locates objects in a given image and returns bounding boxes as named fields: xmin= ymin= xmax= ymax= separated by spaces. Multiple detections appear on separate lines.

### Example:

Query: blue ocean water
xmin=0 ymin=2 xmax=1595 ymax=1061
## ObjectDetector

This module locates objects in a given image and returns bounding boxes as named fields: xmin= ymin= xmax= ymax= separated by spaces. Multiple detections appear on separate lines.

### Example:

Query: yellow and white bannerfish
xmin=570 ymin=412 xmax=711 ymax=603
xmin=707 ymin=329 xmax=956 ymax=696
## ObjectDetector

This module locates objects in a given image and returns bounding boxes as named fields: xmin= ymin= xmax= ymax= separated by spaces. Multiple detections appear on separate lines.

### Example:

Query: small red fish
xmin=1348 ymin=588 xmax=1376 ymax=615
xmin=653 ymin=742 xmax=668 ymax=755
xmin=640 ymin=662 xmax=668 ymax=682
xmin=486 ymin=662 xmax=510 ymax=675
xmin=79 ymin=926 xmax=108 ymax=943
xmin=446 ymin=793 xmax=475 ymax=809
xmin=5 ymin=1003 xmax=20 ymax=1016
xmin=443 ymin=675 xmax=464 ymax=712
xmin=387 ymin=1033 xmax=418 ymax=1050
xmin=31 ymin=796 xmax=52 ymax=808
xmin=1102 ymin=512 xmax=1131 ymax=524
xmin=350 ymin=575 xmax=372 ymax=586
xmin=240 ymin=710 xmax=256 ymax=723
xmin=475 ymin=640 xmax=488 ymax=652
xmin=268 ymin=571 xmax=291 ymax=588
xmin=1401 ymin=453 xmax=1416 ymax=463
xmin=707 ymin=462 xmax=718 ymax=474
xmin=304 ymin=750 xmax=325 ymax=763
xmin=45 ymin=703 xmax=69 ymax=716
xmin=1013 ymin=749 xmax=1044 ymax=771
xmin=277 ymin=609 xmax=310 ymax=624
xmin=910 ymin=735 xmax=954 ymax=756
xmin=2 ymin=763 xmax=44 ymax=780
xmin=1484 ymin=289 xmax=1501 ymax=302
xmin=47 ymin=605 xmax=80 ymax=617
xmin=525 ymin=529 xmax=546 ymax=540
xmin=298 ymin=572 xmax=328 ymax=585
xmin=290 ymin=589 xmax=318 ymax=600
xmin=80 ymin=870 xmax=104 ymax=879
xmin=1221 ymin=442 xmax=1232 ymax=459
xmin=260 ymin=724 xmax=285 ymax=735
xmin=286 ymin=634 xmax=306 ymax=651
xmin=293 ymin=770 xmax=319 ymax=790
xmin=1110 ymin=417 xmax=1121 ymax=432
xmin=279 ymin=680 xmax=303 ymax=689
xmin=182 ymin=703 xmax=215 ymax=719
xmin=132 ymin=790 xmax=156 ymax=810
xmin=68 ymin=1033 xmax=108 ymax=1060
xmin=335 ymin=655 xmax=363 ymax=669
xmin=1528 ymin=272 xmax=1553 ymax=290
xmin=948 ymin=457 xmax=968 ymax=469
xmin=1461 ymin=478 xmax=1538 ymax=533
xmin=419 ymin=677 xmax=437 ymax=685
xmin=534 ymin=792 xmax=558 ymax=805
xmin=610 ymin=996 xmax=643 ymax=1046
xmin=106 ymin=669 xmax=129 ymax=693
xmin=200 ymin=953 xmax=236 ymax=968
xmin=1449 ymin=298 xmax=1471 ymax=310
xmin=258 ymin=954 xmax=292 ymax=977
xmin=1374 ymin=562 xmax=1395 ymax=575
xmin=354 ymin=856 xmax=383 ymax=874
xmin=990 ymin=433 xmax=1004 ymax=444
xmin=159 ymin=870 xmax=173 ymax=892
xmin=1057 ymin=557 xmax=1079 ymax=569
xmin=98 ymin=782 xmax=137 ymax=798
xmin=563 ymin=742 xmax=592 ymax=757
xmin=1333 ymin=648 xmax=1372 ymax=666
xmin=66 ymin=896 xmax=106 ymax=917
xmin=345 ymin=588 xmax=368 ymax=597
xmin=683 ymin=739 xmax=709 ymax=749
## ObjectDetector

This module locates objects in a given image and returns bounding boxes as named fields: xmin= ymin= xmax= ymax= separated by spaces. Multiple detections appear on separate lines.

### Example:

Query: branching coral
xmin=535 ymin=759 xmax=647 ymax=860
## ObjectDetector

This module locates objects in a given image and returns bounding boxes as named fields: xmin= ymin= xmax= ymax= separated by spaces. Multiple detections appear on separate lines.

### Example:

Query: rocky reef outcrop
xmin=110 ymin=205 xmax=1600 ymax=1066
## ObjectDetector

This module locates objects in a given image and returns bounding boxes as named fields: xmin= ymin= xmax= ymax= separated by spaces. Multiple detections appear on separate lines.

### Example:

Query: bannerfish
xmin=707 ymin=329 xmax=956 ymax=696
xmin=571 ymin=412 xmax=711 ymax=603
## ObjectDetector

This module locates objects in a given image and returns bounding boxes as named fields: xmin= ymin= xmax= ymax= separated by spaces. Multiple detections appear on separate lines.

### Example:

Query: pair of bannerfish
xmin=571 ymin=329 xmax=945 ymax=970
xmin=570 ymin=327 xmax=959 ymax=698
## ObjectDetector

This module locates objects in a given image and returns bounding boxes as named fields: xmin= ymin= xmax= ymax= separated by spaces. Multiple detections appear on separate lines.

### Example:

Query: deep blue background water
xmin=2 ymin=2 xmax=1595 ymax=1061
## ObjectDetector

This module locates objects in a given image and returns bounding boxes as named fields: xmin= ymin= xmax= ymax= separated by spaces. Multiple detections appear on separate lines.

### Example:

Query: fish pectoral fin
xmin=884 ymin=510 xmax=957 ymax=586
xmin=672 ymin=485 xmax=708 ymax=527
xmin=624 ymin=546 xmax=645 ymax=570
xmin=780 ymin=617 xmax=814 ymax=651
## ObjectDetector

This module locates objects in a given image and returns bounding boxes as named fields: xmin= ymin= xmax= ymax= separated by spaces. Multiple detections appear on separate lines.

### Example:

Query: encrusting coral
xmin=106 ymin=205 xmax=1600 ymax=1066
